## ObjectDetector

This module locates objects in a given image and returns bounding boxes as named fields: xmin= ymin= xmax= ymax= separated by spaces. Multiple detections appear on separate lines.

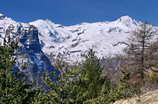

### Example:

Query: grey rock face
xmin=0 ymin=15 xmax=60 ymax=89
xmin=11 ymin=25 xmax=60 ymax=89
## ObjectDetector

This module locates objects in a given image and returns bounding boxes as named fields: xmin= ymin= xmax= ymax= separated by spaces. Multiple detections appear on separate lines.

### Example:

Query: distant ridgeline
xmin=0 ymin=21 xmax=60 ymax=89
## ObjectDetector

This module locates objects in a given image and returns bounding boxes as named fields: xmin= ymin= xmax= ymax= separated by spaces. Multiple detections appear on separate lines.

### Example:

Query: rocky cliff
xmin=0 ymin=14 xmax=60 ymax=89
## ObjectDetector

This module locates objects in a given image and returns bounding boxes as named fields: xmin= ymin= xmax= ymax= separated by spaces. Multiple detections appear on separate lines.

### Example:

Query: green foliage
xmin=84 ymin=70 xmax=141 ymax=104
xmin=0 ymin=46 xmax=14 ymax=70
xmin=79 ymin=49 xmax=104 ymax=99
xmin=0 ymin=44 xmax=40 ymax=104
xmin=40 ymin=49 xmax=113 ymax=104
xmin=0 ymin=42 xmax=144 ymax=104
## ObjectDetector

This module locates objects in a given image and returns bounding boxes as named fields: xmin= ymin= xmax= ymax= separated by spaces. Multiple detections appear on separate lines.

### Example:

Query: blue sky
xmin=0 ymin=0 xmax=157 ymax=26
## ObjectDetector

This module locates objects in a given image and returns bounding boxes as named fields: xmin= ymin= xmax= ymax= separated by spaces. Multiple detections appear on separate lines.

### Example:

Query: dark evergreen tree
xmin=0 ymin=25 xmax=40 ymax=104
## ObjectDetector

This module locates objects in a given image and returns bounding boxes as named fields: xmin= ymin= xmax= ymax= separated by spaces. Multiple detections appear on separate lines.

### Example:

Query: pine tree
xmin=0 ymin=25 xmax=40 ymax=104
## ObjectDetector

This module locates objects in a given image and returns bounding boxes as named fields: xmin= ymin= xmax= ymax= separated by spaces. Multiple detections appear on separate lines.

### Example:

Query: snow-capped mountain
xmin=30 ymin=16 xmax=139 ymax=63
xmin=0 ymin=13 xmax=141 ymax=65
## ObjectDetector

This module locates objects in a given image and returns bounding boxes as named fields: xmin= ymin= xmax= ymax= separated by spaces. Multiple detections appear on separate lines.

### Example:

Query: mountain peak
xmin=119 ymin=16 xmax=133 ymax=21
xmin=115 ymin=16 xmax=137 ymax=27
xmin=116 ymin=16 xmax=134 ymax=23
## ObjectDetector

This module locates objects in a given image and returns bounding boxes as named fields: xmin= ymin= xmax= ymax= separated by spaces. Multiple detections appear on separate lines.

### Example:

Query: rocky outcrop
xmin=13 ymin=25 xmax=60 ymax=88
xmin=114 ymin=90 xmax=158 ymax=104
xmin=0 ymin=15 xmax=60 ymax=89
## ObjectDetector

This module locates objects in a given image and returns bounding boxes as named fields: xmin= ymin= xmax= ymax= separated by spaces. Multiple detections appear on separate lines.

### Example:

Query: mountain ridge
xmin=30 ymin=15 xmax=139 ymax=63
xmin=0 ymin=14 xmax=145 ymax=64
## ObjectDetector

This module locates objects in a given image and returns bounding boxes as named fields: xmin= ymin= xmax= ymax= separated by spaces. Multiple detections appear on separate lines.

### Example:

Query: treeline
xmin=1 ymin=22 xmax=158 ymax=104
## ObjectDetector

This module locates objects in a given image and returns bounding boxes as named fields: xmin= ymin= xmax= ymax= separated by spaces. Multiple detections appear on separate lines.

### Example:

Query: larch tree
xmin=125 ymin=22 xmax=157 ymax=79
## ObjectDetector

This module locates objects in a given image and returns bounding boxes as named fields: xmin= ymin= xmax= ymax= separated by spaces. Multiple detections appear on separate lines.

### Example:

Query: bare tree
xmin=124 ymin=22 xmax=157 ymax=79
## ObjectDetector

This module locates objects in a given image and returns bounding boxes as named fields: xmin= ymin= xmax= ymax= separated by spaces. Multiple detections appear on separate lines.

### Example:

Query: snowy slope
xmin=0 ymin=14 xmax=142 ymax=64
xmin=0 ymin=14 xmax=19 ymax=45
xmin=30 ymin=16 xmax=139 ymax=63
